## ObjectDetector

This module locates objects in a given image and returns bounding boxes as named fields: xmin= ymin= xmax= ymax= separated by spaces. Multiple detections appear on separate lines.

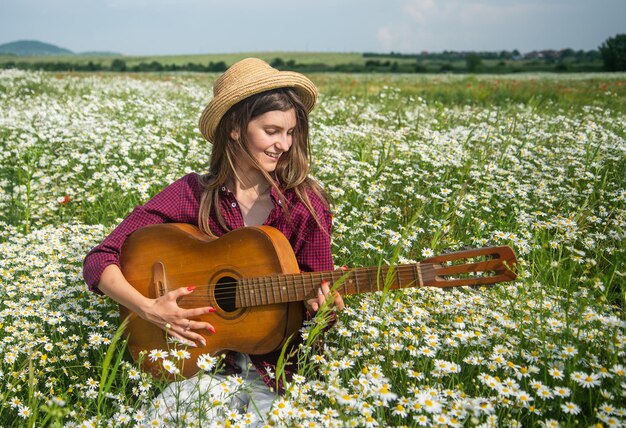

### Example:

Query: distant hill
xmin=0 ymin=40 xmax=121 ymax=56
xmin=0 ymin=40 xmax=73 ymax=56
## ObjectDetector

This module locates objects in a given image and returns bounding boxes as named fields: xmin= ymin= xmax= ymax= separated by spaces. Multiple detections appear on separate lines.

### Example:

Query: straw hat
xmin=198 ymin=58 xmax=318 ymax=144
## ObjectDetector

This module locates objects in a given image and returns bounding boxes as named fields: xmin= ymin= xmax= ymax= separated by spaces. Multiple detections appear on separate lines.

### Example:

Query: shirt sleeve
xmin=82 ymin=173 xmax=201 ymax=294
xmin=293 ymin=191 xmax=334 ymax=273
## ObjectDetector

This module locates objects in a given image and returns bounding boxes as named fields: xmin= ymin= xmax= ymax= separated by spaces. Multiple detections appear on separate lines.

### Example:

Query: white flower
xmin=560 ymin=402 xmax=580 ymax=415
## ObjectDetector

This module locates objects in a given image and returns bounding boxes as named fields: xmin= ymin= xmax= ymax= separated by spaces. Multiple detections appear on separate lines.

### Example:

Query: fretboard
xmin=235 ymin=264 xmax=425 ymax=308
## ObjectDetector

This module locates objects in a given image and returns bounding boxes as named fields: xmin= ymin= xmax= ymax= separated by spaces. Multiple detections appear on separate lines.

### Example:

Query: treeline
xmin=0 ymin=59 xmax=229 ymax=73
xmin=0 ymin=56 xmax=605 ymax=74
xmin=364 ymin=48 xmax=601 ymax=62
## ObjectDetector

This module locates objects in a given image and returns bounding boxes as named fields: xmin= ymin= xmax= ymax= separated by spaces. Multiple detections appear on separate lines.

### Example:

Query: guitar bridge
xmin=152 ymin=262 xmax=169 ymax=297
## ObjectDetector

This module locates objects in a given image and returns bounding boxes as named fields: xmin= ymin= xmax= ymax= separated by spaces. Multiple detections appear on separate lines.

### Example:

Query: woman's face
xmin=232 ymin=109 xmax=296 ymax=174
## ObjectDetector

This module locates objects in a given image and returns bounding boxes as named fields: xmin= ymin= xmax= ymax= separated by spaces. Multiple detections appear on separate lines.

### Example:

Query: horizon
xmin=0 ymin=38 xmax=610 ymax=57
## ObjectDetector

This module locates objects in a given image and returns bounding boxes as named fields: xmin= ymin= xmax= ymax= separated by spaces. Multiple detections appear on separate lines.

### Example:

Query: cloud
xmin=376 ymin=26 xmax=395 ymax=51
xmin=404 ymin=0 xmax=437 ymax=23
xmin=374 ymin=0 xmax=558 ymax=52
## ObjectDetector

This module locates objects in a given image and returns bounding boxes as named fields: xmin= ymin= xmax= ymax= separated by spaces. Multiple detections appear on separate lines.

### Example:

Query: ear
xmin=230 ymin=128 xmax=240 ymax=142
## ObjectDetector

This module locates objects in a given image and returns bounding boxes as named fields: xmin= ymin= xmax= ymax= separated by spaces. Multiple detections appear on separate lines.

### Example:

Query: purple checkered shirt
xmin=83 ymin=172 xmax=334 ymax=392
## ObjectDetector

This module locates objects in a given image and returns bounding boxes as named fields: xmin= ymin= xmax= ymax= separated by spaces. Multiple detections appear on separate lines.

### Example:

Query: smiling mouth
xmin=264 ymin=151 xmax=282 ymax=159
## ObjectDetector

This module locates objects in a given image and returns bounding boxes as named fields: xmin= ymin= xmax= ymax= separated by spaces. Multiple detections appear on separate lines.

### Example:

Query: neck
xmin=228 ymin=171 xmax=272 ymax=199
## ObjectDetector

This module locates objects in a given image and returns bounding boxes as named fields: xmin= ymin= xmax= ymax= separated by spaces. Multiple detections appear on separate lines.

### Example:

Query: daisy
xmin=17 ymin=405 xmax=31 ymax=419
xmin=572 ymin=371 xmax=601 ymax=388
xmin=560 ymin=402 xmax=580 ymax=415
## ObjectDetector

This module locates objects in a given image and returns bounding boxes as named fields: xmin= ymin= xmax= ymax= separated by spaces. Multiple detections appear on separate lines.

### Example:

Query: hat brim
xmin=199 ymin=71 xmax=317 ymax=144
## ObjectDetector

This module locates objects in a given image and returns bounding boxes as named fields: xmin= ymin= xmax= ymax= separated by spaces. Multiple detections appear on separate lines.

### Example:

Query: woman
xmin=83 ymin=58 xmax=343 ymax=422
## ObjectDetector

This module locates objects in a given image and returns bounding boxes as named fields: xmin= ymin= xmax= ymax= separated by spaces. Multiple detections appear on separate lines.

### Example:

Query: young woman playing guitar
xmin=83 ymin=58 xmax=344 ymax=421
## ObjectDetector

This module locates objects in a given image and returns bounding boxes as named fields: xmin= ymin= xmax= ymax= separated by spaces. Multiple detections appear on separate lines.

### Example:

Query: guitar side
xmin=119 ymin=223 xmax=304 ymax=379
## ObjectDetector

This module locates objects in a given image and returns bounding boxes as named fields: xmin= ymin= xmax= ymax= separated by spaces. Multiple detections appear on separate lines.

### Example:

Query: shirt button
xmin=221 ymin=186 xmax=226 ymax=192
xmin=278 ymin=199 xmax=282 ymax=205
xmin=231 ymin=202 xmax=237 ymax=208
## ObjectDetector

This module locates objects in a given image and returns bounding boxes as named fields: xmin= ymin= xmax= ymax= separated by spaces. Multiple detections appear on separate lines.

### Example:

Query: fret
xmin=278 ymin=275 xmax=285 ymax=304
xmin=296 ymin=273 xmax=303 ymax=301
xmin=411 ymin=263 xmax=420 ymax=288
xmin=260 ymin=277 xmax=267 ymax=306
xmin=292 ymin=273 xmax=298 ymax=302
xmin=396 ymin=266 xmax=402 ymax=289
xmin=302 ymin=272 xmax=310 ymax=301
xmin=309 ymin=271 xmax=315 ymax=300
xmin=345 ymin=270 xmax=353 ymax=295
xmin=246 ymin=278 xmax=254 ymax=307
xmin=354 ymin=268 xmax=361 ymax=295
xmin=259 ymin=276 xmax=264 ymax=305
xmin=270 ymin=275 xmax=277 ymax=305
xmin=286 ymin=274 xmax=292 ymax=302
xmin=267 ymin=277 xmax=273 ymax=305
xmin=389 ymin=266 xmax=400 ymax=290
xmin=340 ymin=270 xmax=346 ymax=295
xmin=369 ymin=267 xmax=377 ymax=292
xmin=252 ymin=277 xmax=259 ymax=307
xmin=335 ymin=270 xmax=345 ymax=295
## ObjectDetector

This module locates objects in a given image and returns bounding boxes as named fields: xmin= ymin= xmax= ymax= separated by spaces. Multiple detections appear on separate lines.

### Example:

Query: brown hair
xmin=197 ymin=88 xmax=329 ymax=237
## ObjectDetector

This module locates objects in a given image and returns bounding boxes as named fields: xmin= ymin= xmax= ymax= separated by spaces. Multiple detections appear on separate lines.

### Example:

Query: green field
xmin=0 ymin=52 xmax=397 ymax=66
xmin=0 ymin=51 xmax=604 ymax=74
xmin=0 ymin=70 xmax=624 ymax=426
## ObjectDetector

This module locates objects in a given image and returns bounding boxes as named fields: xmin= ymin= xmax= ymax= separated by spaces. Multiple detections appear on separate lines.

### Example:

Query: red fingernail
xmin=321 ymin=280 xmax=330 ymax=287
xmin=341 ymin=265 xmax=349 ymax=271
xmin=187 ymin=286 xmax=196 ymax=291
xmin=209 ymin=326 xmax=216 ymax=334
xmin=208 ymin=307 xmax=217 ymax=313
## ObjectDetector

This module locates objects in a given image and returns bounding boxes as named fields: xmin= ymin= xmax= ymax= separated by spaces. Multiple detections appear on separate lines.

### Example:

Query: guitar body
xmin=119 ymin=223 xmax=304 ymax=379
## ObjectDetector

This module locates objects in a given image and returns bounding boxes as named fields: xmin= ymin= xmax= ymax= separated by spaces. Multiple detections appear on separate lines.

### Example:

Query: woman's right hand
xmin=98 ymin=265 xmax=217 ymax=348
xmin=142 ymin=286 xmax=217 ymax=347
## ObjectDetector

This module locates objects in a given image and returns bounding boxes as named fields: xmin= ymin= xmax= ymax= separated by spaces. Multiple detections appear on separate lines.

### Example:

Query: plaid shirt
xmin=83 ymin=172 xmax=333 ymax=391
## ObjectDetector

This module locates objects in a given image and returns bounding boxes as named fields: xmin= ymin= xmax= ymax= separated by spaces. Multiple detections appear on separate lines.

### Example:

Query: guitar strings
xmin=174 ymin=262 xmax=503 ymax=306
xmin=176 ymin=269 xmax=375 ymax=301
xmin=174 ymin=266 xmax=422 ymax=305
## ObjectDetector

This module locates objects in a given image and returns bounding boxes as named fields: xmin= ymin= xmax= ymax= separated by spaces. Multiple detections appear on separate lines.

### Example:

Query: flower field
xmin=0 ymin=69 xmax=625 ymax=427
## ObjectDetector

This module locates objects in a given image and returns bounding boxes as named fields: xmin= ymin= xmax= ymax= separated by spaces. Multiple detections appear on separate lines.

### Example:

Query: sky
xmin=1 ymin=0 xmax=625 ymax=55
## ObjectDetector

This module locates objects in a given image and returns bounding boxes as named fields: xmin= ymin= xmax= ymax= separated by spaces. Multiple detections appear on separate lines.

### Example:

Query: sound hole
xmin=214 ymin=276 xmax=237 ymax=312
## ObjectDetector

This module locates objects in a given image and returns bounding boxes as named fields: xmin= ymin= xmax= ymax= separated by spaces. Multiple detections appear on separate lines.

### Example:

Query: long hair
xmin=197 ymin=88 xmax=329 ymax=237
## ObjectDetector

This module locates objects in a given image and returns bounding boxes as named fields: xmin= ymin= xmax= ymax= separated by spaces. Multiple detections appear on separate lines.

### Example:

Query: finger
xmin=183 ymin=306 xmax=217 ymax=318
xmin=168 ymin=320 xmax=214 ymax=347
xmin=304 ymin=298 xmax=318 ymax=313
xmin=340 ymin=265 xmax=349 ymax=271
xmin=166 ymin=330 xmax=198 ymax=347
xmin=186 ymin=320 xmax=217 ymax=335
xmin=321 ymin=280 xmax=331 ymax=297
xmin=317 ymin=287 xmax=327 ymax=306
xmin=334 ymin=291 xmax=345 ymax=311
xmin=167 ymin=285 xmax=198 ymax=301
xmin=182 ymin=326 xmax=209 ymax=347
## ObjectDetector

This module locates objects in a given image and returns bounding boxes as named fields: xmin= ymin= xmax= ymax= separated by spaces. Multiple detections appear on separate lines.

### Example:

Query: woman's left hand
xmin=305 ymin=279 xmax=345 ymax=314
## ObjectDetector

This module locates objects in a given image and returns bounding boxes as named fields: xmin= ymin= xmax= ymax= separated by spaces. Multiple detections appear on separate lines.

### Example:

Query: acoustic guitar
xmin=120 ymin=223 xmax=517 ymax=378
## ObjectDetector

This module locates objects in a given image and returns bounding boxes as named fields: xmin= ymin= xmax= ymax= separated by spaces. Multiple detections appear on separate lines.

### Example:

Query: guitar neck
xmin=236 ymin=264 xmax=423 ymax=309
xmin=235 ymin=244 xmax=518 ymax=308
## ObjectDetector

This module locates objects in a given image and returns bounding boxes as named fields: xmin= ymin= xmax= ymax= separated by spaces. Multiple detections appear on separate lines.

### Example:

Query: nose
xmin=274 ymin=132 xmax=292 ymax=151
